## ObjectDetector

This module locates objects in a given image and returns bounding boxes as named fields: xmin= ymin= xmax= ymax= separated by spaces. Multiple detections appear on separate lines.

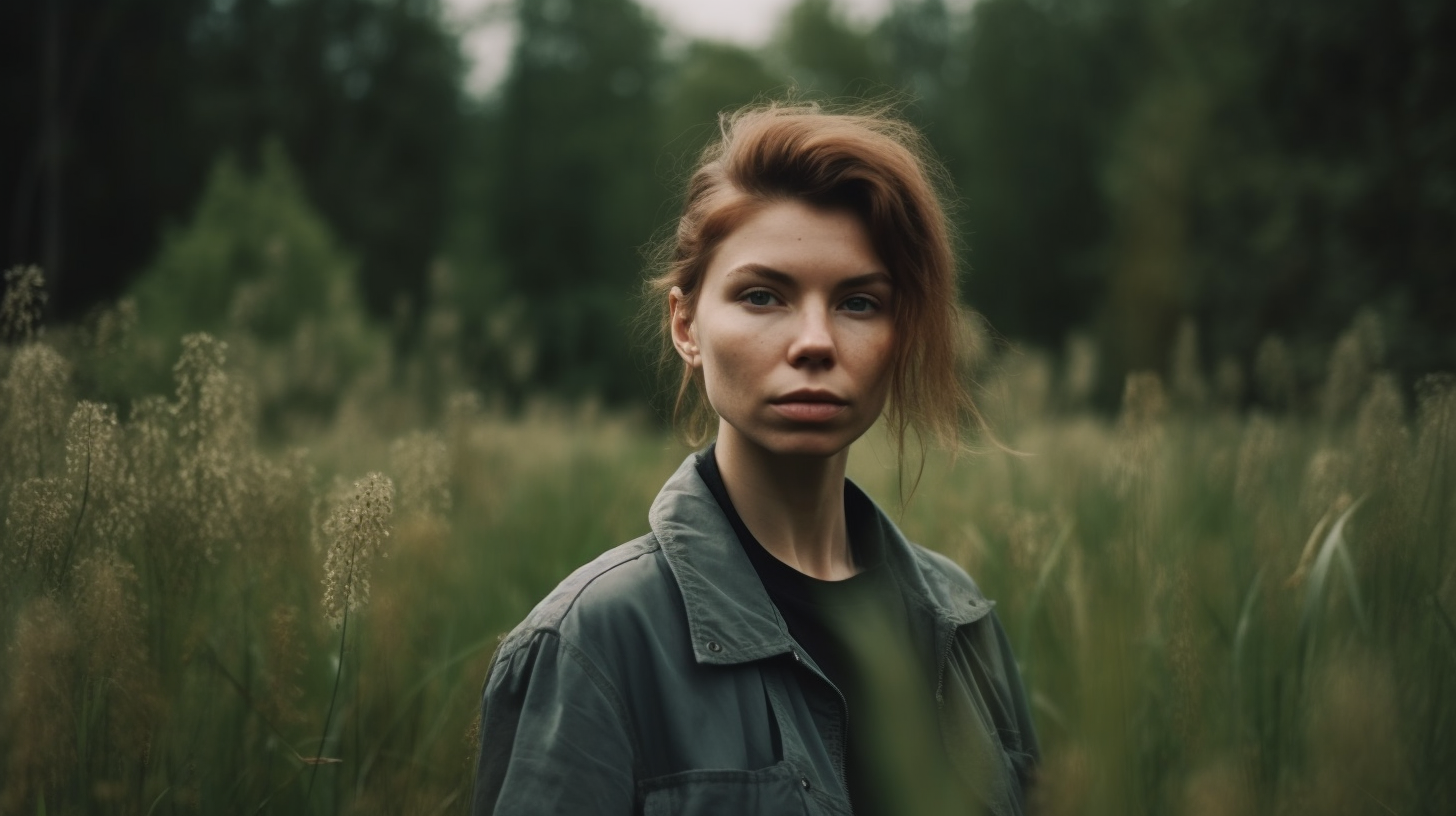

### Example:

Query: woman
xmin=472 ymin=103 xmax=1038 ymax=816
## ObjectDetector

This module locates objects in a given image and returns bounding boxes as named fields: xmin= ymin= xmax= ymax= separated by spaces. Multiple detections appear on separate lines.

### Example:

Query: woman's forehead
xmin=702 ymin=200 xmax=888 ymax=289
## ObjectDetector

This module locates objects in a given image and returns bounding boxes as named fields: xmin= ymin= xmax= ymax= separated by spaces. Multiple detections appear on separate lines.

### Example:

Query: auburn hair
xmin=646 ymin=101 xmax=981 ymax=464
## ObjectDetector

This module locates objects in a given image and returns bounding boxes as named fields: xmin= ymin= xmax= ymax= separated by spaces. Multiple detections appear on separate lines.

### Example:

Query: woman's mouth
xmin=770 ymin=391 xmax=848 ymax=422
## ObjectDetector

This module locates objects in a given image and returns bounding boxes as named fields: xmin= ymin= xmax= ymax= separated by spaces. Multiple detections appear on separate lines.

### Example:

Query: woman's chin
xmin=742 ymin=426 xmax=868 ymax=460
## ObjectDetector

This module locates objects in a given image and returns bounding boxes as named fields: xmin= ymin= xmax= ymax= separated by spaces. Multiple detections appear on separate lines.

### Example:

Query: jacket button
xmin=706 ymin=640 xmax=722 ymax=653
xmin=799 ymin=776 xmax=811 ymax=791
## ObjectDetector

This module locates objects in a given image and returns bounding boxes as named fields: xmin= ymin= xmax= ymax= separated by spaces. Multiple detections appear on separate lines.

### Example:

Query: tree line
xmin=4 ymin=0 xmax=1452 ymax=407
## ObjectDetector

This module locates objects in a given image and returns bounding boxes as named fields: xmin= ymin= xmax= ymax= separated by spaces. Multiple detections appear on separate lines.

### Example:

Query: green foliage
xmin=770 ymin=0 xmax=887 ymax=95
xmin=659 ymin=42 xmax=787 ymax=164
xmin=491 ymin=0 xmax=666 ymax=399
xmin=133 ymin=142 xmax=358 ymax=343
xmin=127 ymin=143 xmax=386 ymax=415
xmin=1 ymin=0 xmax=463 ymax=321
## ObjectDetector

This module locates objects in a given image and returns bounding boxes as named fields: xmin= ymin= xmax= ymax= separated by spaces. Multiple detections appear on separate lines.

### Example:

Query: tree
xmin=493 ymin=0 xmax=664 ymax=399
xmin=1 ymin=0 xmax=463 ymax=323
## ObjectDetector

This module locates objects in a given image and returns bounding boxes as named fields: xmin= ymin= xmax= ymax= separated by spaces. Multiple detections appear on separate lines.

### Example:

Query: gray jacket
xmin=472 ymin=453 xmax=1038 ymax=815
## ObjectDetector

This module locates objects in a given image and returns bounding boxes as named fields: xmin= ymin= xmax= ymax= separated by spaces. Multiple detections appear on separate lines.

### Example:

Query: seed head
xmin=4 ymin=476 xmax=73 ymax=580
xmin=1321 ymin=311 xmax=1384 ymax=423
xmin=169 ymin=335 xmax=258 ymax=558
xmin=122 ymin=395 xmax=174 ymax=531
xmin=1120 ymin=371 xmax=1168 ymax=434
xmin=321 ymin=472 xmax=394 ymax=626
xmin=1 ymin=265 xmax=47 ymax=343
xmin=1353 ymin=372 xmax=1408 ymax=494
xmin=67 ymin=401 xmax=122 ymax=499
xmin=240 ymin=447 xmax=314 ymax=563
xmin=2 ymin=596 xmax=79 ymax=812
xmin=1301 ymin=448 xmax=1352 ymax=525
xmin=390 ymin=430 xmax=451 ymax=529
xmin=172 ymin=333 xmax=228 ymax=449
xmin=73 ymin=549 xmax=148 ymax=682
xmin=1233 ymin=414 xmax=1280 ymax=511
xmin=0 ymin=343 xmax=72 ymax=481
xmin=72 ymin=549 xmax=158 ymax=764
xmin=1112 ymin=371 xmax=1168 ymax=496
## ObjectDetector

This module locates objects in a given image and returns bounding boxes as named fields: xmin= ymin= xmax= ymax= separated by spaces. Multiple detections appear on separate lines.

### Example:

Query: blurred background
xmin=3 ymin=2 xmax=1455 ymax=814
xmin=5 ymin=0 xmax=1452 ymax=409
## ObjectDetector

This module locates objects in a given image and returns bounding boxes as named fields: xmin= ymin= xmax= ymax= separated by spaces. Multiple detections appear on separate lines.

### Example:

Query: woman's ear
xmin=669 ymin=287 xmax=701 ymax=368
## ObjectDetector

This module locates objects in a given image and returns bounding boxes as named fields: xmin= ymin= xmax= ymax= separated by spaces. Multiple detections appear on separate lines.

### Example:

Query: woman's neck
xmin=714 ymin=425 xmax=858 ymax=581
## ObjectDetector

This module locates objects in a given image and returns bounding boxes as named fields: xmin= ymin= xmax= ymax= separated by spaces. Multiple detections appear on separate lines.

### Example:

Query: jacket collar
xmin=648 ymin=452 xmax=994 ymax=667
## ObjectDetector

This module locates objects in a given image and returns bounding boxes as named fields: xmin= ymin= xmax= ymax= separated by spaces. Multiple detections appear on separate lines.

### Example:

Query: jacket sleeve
xmin=471 ymin=629 xmax=637 ymax=815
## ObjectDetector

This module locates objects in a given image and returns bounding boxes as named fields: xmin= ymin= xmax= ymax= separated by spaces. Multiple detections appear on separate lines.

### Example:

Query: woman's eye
xmin=842 ymin=296 xmax=877 ymax=313
xmin=744 ymin=290 xmax=776 ymax=307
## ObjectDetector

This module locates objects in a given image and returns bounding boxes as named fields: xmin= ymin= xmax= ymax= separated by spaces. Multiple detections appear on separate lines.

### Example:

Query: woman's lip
xmin=770 ymin=401 xmax=847 ymax=422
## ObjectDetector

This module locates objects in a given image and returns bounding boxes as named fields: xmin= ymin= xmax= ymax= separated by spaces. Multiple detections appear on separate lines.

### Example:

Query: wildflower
xmin=0 ymin=343 xmax=71 ymax=481
xmin=445 ymin=390 xmax=484 ymax=441
xmin=1121 ymin=370 xmax=1168 ymax=433
xmin=1 ymin=596 xmax=79 ymax=813
xmin=0 ymin=265 xmax=46 ymax=343
xmin=172 ymin=332 xmax=228 ymax=451
xmin=1233 ymin=414 xmax=1280 ymax=511
xmin=1353 ymin=372 xmax=1408 ymax=495
xmin=1321 ymin=311 xmax=1383 ymax=423
xmin=73 ymin=549 xmax=148 ymax=679
xmin=170 ymin=334 xmax=257 ymax=558
xmin=320 ymin=472 xmax=394 ymax=626
xmin=390 ymin=430 xmax=452 ymax=530
xmin=1301 ymin=448 xmax=1352 ymax=525
xmin=1414 ymin=374 xmax=1455 ymax=517
xmin=4 ymin=477 xmax=73 ymax=580
xmin=1112 ymin=371 xmax=1167 ymax=496
xmin=65 ymin=402 xmax=122 ymax=551
xmin=240 ymin=447 xmax=314 ymax=563
xmin=122 ymin=395 xmax=174 ymax=535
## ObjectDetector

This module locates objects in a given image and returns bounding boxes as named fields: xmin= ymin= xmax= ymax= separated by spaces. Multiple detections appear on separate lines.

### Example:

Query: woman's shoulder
xmin=496 ymin=532 xmax=681 ymax=659
xmin=907 ymin=542 xmax=987 ymax=599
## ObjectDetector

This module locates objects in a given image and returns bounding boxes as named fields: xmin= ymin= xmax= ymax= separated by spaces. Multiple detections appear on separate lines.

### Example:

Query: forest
xmin=5 ymin=0 xmax=1453 ymax=405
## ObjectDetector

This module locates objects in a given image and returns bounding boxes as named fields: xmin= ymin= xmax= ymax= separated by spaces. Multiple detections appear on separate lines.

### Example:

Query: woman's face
xmin=672 ymin=198 xmax=895 ymax=459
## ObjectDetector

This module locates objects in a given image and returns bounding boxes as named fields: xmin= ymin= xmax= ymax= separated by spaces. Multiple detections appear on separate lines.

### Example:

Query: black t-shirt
xmin=696 ymin=446 xmax=914 ymax=816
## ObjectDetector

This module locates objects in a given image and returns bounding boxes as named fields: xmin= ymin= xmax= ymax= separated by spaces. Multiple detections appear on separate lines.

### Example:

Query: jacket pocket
xmin=639 ymin=760 xmax=817 ymax=816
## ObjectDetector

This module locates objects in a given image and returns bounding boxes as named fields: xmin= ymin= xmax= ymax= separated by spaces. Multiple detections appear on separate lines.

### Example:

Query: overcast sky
xmin=445 ymin=0 xmax=895 ymax=96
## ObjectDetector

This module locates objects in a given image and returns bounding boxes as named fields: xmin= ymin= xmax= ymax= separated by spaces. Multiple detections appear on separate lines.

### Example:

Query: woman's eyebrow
xmin=725 ymin=263 xmax=893 ymax=290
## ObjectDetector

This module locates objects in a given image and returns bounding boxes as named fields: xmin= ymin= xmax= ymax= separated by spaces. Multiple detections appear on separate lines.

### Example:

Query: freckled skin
xmin=671 ymin=200 xmax=895 ymax=460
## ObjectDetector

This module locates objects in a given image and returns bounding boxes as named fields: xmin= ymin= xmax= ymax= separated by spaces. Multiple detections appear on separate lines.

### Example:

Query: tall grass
xmin=1 ymin=267 xmax=1452 ymax=814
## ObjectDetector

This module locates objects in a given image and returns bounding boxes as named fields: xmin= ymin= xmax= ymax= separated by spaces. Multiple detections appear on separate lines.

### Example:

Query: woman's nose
xmin=786 ymin=308 xmax=836 ymax=369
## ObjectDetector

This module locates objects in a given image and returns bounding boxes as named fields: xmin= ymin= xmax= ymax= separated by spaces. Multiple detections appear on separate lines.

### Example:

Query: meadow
xmin=1 ymin=265 xmax=1453 ymax=815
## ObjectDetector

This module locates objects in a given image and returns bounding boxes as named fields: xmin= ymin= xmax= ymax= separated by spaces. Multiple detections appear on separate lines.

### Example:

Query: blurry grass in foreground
xmin=1 ymin=268 xmax=1453 ymax=814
